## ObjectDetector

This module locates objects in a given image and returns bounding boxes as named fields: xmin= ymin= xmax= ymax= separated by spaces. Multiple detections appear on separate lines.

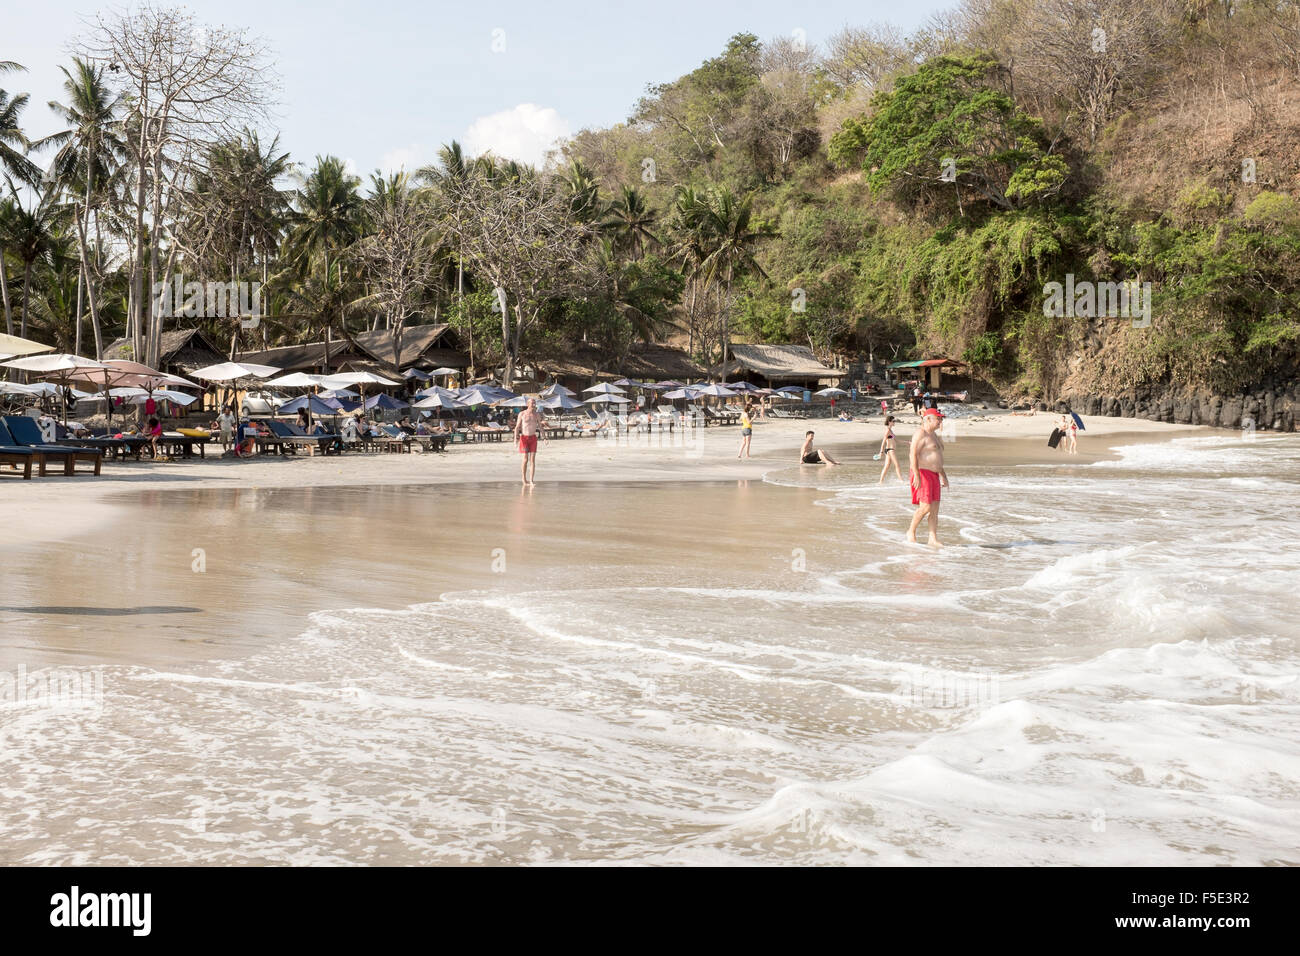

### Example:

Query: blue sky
xmin=6 ymin=0 xmax=951 ymax=179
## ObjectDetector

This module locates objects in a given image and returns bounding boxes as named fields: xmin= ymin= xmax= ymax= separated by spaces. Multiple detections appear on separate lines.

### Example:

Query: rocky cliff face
xmin=1059 ymin=380 xmax=1297 ymax=431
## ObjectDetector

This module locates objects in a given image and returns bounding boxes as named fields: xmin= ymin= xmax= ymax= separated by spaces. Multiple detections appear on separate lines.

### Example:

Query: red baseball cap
xmin=921 ymin=407 xmax=945 ymax=418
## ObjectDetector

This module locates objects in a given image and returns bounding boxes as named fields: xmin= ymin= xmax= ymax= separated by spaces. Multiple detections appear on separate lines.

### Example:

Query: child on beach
xmin=907 ymin=408 xmax=950 ymax=547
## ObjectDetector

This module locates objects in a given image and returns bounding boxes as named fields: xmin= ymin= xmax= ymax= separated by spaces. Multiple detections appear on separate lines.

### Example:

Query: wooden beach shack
xmin=886 ymin=357 xmax=968 ymax=391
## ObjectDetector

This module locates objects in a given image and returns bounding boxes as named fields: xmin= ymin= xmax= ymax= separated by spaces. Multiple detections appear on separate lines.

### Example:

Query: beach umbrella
xmin=691 ymin=383 xmax=738 ymax=398
xmin=456 ymin=387 xmax=496 ymax=407
xmin=363 ymin=392 xmax=410 ymax=412
xmin=402 ymin=368 xmax=432 ymax=382
xmin=1 ymin=353 xmax=112 ymax=422
xmin=583 ymin=382 xmax=626 ymax=395
xmin=540 ymin=383 xmax=576 ymax=397
xmin=412 ymin=393 xmax=465 ymax=410
xmin=656 ymin=380 xmax=683 ymax=388
xmin=495 ymin=395 xmax=532 ymax=408
xmin=317 ymin=371 xmax=401 ymax=422
xmin=662 ymin=387 xmax=698 ymax=400
xmin=0 ymin=332 xmax=54 ymax=360
xmin=613 ymin=378 xmax=645 ymax=387
xmin=191 ymin=361 xmax=281 ymax=449
xmin=317 ymin=387 xmax=360 ymax=399
xmin=127 ymin=388 xmax=199 ymax=407
xmin=0 ymin=381 xmax=38 ymax=395
xmin=816 ymin=387 xmax=850 ymax=397
xmin=415 ymin=385 xmax=458 ymax=400
xmin=584 ymin=393 xmax=631 ymax=405
xmin=279 ymin=394 xmax=342 ymax=415
xmin=541 ymin=393 xmax=583 ymax=411
xmin=263 ymin=372 xmax=324 ymax=389
xmin=728 ymin=381 xmax=762 ymax=393
xmin=428 ymin=366 xmax=459 ymax=377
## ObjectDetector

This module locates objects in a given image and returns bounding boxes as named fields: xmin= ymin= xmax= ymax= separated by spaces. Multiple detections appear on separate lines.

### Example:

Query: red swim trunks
xmin=518 ymin=434 xmax=538 ymax=454
xmin=910 ymin=468 xmax=941 ymax=505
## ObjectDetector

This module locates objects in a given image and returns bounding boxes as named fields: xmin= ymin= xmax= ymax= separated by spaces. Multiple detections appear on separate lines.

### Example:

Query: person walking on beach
xmin=907 ymin=408 xmax=950 ymax=547
xmin=799 ymin=430 xmax=839 ymax=465
xmin=515 ymin=396 xmax=546 ymax=485
xmin=878 ymin=415 xmax=904 ymax=483
xmin=911 ymin=385 xmax=922 ymax=415
xmin=737 ymin=401 xmax=755 ymax=458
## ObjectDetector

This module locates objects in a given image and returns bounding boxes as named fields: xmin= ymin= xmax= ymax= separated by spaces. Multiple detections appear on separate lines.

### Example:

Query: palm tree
xmin=602 ymin=185 xmax=661 ymax=260
xmin=0 ymin=62 xmax=41 ymax=187
xmin=285 ymin=156 xmax=364 ymax=365
xmin=698 ymin=187 xmax=773 ymax=374
xmin=1 ymin=61 xmax=40 ymax=337
xmin=2 ymin=186 xmax=65 ymax=337
xmin=37 ymin=57 xmax=123 ymax=357
xmin=561 ymin=159 xmax=602 ymax=223
xmin=667 ymin=185 xmax=709 ymax=357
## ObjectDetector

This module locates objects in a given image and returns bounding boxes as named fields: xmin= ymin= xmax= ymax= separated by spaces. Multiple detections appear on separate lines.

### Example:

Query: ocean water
xmin=2 ymin=434 xmax=1298 ymax=864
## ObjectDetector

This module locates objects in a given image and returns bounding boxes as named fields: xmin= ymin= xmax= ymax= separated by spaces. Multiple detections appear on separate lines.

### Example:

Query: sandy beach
xmin=6 ymin=410 xmax=1298 ymax=867
xmin=0 ymin=409 xmax=1205 ymax=549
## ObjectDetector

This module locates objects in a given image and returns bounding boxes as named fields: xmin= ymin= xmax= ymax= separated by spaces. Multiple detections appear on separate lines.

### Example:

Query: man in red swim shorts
xmin=514 ymin=396 xmax=546 ymax=486
xmin=907 ymin=407 xmax=950 ymax=547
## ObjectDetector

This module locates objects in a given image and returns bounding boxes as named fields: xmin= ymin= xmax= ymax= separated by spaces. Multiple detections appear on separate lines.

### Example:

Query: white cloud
xmin=463 ymin=104 xmax=571 ymax=168
xmin=380 ymin=144 xmax=427 ymax=176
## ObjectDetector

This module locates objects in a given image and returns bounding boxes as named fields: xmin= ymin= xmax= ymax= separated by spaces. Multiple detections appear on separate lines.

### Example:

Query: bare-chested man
xmin=907 ymin=407 xmax=950 ymax=547
xmin=514 ymin=396 xmax=546 ymax=485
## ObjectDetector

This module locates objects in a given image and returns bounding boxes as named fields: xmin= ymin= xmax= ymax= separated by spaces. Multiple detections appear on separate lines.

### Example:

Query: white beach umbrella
xmin=428 ymin=366 xmax=459 ymax=377
xmin=816 ymin=387 xmax=850 ymax=397
xmin=0 ymin=332 xmax=54 ymax=359
xmin=318 ymin=371 xmax=400 ymax=388
xmin=264 ymin=372 xmax=324 ymax=388
xmin=540 ymin=383 xmax=576 ymax=397
xmin=191 ymin=361 xmax=281 ymax=382
xmin=583 ymin=382 xmax=626 ymax=395
xmin=584 ymin=394 xmax=631 ymax=405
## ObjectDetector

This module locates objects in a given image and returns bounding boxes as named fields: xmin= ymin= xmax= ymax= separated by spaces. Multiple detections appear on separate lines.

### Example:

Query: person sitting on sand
xmin=838 ymin=410 xmax=854 ymax=422
xmin=878 ymin=415 xmax=904 ymax=484
xmin=799 ymin=430 xmax=839 ymax=465
xmin=907 ymin=408 xmax=950 ymax=547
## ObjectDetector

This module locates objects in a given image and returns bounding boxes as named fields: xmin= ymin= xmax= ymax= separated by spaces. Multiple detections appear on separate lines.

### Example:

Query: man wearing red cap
xmin=907 ymin=407 xmax=950 ymax=547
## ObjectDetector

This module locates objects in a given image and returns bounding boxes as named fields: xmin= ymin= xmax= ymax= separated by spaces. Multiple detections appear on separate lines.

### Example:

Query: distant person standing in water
xmin=878 ymin=415 xmax=903 ymax=483
xmin=907 ymin=408 xmax=950 ymax=547
xmin=514 ymin=396 xmax=546 ymax=485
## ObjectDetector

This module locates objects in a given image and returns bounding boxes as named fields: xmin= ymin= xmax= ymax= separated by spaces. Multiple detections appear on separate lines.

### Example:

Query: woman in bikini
xmin=878 ymin=415 xmax=904 ymax=483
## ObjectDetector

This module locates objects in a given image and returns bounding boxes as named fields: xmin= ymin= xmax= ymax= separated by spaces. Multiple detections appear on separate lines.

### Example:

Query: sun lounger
xmin=267 ymin=420 xmax=342 ymax=455
xmin=1 ymin=416 xmax=102 ymax=476
xmin=0 ymin=442 xmax=34 ymax=479
xmin=54 ymin=423 xmax=134 ymax=460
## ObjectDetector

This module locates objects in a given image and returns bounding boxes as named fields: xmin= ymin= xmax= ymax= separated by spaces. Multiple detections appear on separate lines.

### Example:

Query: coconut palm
xmin=37 ymin=57 xmax=124 ymax=357
xmin=0 ymin=63 xmax=41 ymax=188
xmin=602 ymin=185 xmax=661 ymax=259
xmin=1 ymin=186 xmax=66 ymax=337
xmin=288 ymin=155 xmax=365 ymax=276
xmin=698 ymin=186 xmax=773 ymax=371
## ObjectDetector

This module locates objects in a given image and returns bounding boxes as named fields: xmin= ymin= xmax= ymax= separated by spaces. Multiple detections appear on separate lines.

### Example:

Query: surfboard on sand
xmin=1048 ymin=427 xmax=1063 ymax=449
